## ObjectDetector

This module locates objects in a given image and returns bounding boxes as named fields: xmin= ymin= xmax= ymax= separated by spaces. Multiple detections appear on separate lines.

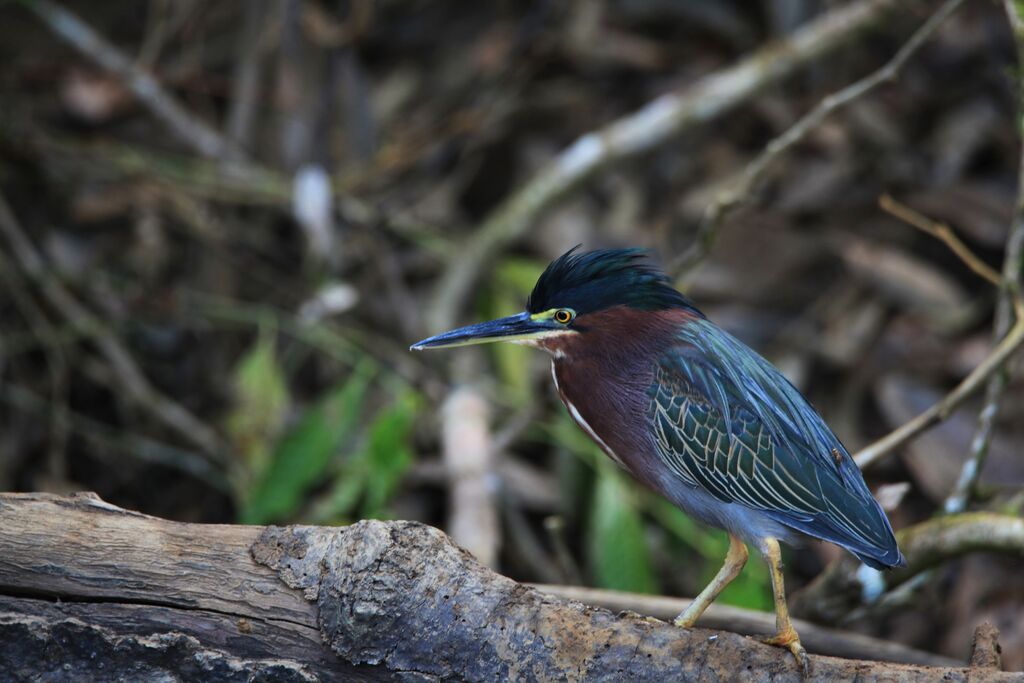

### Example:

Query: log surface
xmin=0 ymin=492 xmax=1018 ymax=682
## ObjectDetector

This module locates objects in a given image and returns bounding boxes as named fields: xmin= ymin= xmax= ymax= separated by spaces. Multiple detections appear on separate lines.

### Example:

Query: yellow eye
xmin=554 ymin=309 xmax=573 ymax=324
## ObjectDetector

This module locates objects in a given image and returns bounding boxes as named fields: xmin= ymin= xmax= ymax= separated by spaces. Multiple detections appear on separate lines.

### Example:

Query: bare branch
xmin=942 ymin=0 xmax=1024 ymax=514
xmin=853 ymin=47 xmax=1024 ymax=473
xmin=879 ymin=194 xmax=1003 ymax=288
xmin=426 ymin=0 xmax=912 ymax=331
xmin=674 ymin=0 xmax=966 ymax=275
xmin=443 ymin=386 xmax=500 ymax=568
xmin=794 ymin=512 xmax=1024 ymax=623
xmin=873 ymin=190 xmax=1023 ymax=504
xmin=19 ymin=0 xmax=242 ymax=161
xmin=853 ymin=307 xmax=1024 ymax=469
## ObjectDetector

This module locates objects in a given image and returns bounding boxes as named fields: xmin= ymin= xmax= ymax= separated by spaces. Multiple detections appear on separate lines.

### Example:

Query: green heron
xmin=412 ymin=248 xmax=904 ymax=668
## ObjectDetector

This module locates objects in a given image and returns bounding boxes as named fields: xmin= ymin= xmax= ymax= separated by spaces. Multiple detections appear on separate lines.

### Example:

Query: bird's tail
xmin=772 ymin=489 xmax=905 ymax=570
xmin=853 ymin=544 xmax=906 ymax=570
xmin=824 ymin=493 xmax=905 ymax=570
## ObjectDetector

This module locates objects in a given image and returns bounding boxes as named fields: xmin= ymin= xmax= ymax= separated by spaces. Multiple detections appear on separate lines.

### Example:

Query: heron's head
xmin=411 ymin=247 xmax=700 ymax=355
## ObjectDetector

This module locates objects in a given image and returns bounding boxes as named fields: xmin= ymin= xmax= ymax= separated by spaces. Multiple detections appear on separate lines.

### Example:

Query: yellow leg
xmin=674 ymin=534 xmax=748 ymax=627
xmin=761 ymin=537 xmax=808 ymax=672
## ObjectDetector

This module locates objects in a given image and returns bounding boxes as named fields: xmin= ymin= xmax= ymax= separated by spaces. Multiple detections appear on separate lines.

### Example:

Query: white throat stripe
xmin=551 ymin=363 xmax=624 ymax=467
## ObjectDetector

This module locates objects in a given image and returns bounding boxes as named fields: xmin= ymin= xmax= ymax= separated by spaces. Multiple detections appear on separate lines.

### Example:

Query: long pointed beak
xmin=410 ymin=312 xmax=550 ymax=350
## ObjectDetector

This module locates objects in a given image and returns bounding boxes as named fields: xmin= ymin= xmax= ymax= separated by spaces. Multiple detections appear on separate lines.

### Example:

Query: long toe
xmin=762 ymin=628 xmax=809 ymax=675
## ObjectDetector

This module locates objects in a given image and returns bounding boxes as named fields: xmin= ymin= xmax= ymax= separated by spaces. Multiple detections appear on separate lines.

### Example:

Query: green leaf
xmin=307 ymin=389 xmax=419 ymax=523
xmin=311 ymin=470 xmax=365 ymax=524
xmin=225 ymin=334 xmax=289 ymax=484
xmin=241 ymin=363 xmax=373 ymax=524
xmin=360 ymin=391 xmax=418 ymax=518
xmin=588 ymin=465 xmax=657 ymax=594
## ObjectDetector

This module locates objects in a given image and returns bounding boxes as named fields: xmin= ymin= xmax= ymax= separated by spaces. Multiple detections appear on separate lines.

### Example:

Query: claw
xmin=763 ymin=627 xmax=808 ymax=675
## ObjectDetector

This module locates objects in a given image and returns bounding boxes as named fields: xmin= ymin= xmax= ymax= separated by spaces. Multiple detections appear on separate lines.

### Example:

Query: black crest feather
xmin=527 ymin=247 xmax=700 ymax=315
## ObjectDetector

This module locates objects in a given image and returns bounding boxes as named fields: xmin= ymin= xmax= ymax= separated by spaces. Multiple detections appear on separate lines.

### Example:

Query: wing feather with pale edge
xmin=648 ymin=319 xmax=904 ymax=569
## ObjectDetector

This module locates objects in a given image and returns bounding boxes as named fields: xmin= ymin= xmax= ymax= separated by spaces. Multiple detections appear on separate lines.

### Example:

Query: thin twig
xmin=0 ymin=193 xmax=226 ymax=462
xmin=943 ymin=0 xmax=1024 ymax=514
xmin=879 ymin=191 xmax=1021 ymax=511
xmin=426 ymin=0 xmax=908 ymax=331
xmin=19 ymin=0 xmax=242 ymax=161
xmin=673 ymin=0 xmax=967 ymax=276
xmin=794 ymin=512 xmax=1024 ymax=623
xmin=854 ymin=297 xmax=1024 ymax=469
xmin=0 ymin=383 xmax=226 ymax=488
xmin=224 ymin=0 xmax=270 ymax=152
xmin=879 ymin=194 xmax=1003 ymax=289
xmin=864 ymin=193 xmax=1024 ymax=485
xmin=0 ymin=250 xmax=70 ymax=481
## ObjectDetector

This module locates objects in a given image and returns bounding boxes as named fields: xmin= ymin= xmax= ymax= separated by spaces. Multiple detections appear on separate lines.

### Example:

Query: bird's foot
xmin=763 ymin=627 xmax=808 ymax=675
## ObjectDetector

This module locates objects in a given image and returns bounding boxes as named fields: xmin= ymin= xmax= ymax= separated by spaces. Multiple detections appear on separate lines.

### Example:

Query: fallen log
xmin=0 ymin=493 xmax=1015 ymax=681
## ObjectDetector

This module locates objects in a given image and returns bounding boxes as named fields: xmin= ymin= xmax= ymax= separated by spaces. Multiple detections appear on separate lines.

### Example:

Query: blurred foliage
xmin=225 ymin=333 xmax=289 ymax=495
xmin=241 ymin=362 xmax=374 ymax=524
xmin=589 ymin=464 xmax=658 ymax=594
xmin=316 ymin=387 xmax=419 ymax=522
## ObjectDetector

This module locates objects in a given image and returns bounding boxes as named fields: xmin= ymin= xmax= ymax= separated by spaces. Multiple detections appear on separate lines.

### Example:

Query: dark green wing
xmin=650 ymin=375 xmax=823 ymax=516
xmin=648 ymin=319 xmax=903 ymax=568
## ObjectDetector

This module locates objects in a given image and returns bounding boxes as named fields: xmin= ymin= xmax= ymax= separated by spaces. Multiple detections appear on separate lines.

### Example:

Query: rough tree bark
xmin=0 ymin=493 xmax=1015 ymax=682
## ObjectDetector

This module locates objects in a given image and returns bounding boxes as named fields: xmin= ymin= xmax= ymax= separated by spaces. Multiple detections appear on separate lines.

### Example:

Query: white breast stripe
xmin=552 ymin=362 xmax=625 ymax=468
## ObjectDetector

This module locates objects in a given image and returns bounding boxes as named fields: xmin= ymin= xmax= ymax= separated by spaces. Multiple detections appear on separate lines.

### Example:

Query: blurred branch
xmin=442 ymin=386 xmax=500 ymax=568
xmin=943 ymin=0 xmax=1024 ymax=514
xmin=674 ymin=0 xmax=966 ymax=275
xmin=853 ymin=305 xmax=1023 ymax=472
xmin=3 ymin=125 xmax=451 ymax=255
xmin=18 ymin=0 xmax=243 ymax=161
xmin=0 ymin=193 xmax=226 ymax=462
xmin=426 ymin=0 xmax=911 ymax=331
xmin=794 ymin=513 xmax=1024 ymax=623
xmin=971 ymin=623 xmax=1004 ymax=671
xmin=18 ymin=126 xmax=290 ymax=203
xmin=0 ymin=383 xmax=226 ymax=487
xmin=529 ymin=584 xmax=959 ymax=666
xmin=0 ymin=250 xmax=71 ymax=481
xmin=853 ymin=197 xmax=1024 ymax=470
xmin=225 ymin=0 xmax=270 ymax=151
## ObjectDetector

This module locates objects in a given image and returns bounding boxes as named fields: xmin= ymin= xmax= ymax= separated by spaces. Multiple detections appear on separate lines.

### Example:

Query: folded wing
xmin=648 ymin=320 xmax=904 ymax=569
